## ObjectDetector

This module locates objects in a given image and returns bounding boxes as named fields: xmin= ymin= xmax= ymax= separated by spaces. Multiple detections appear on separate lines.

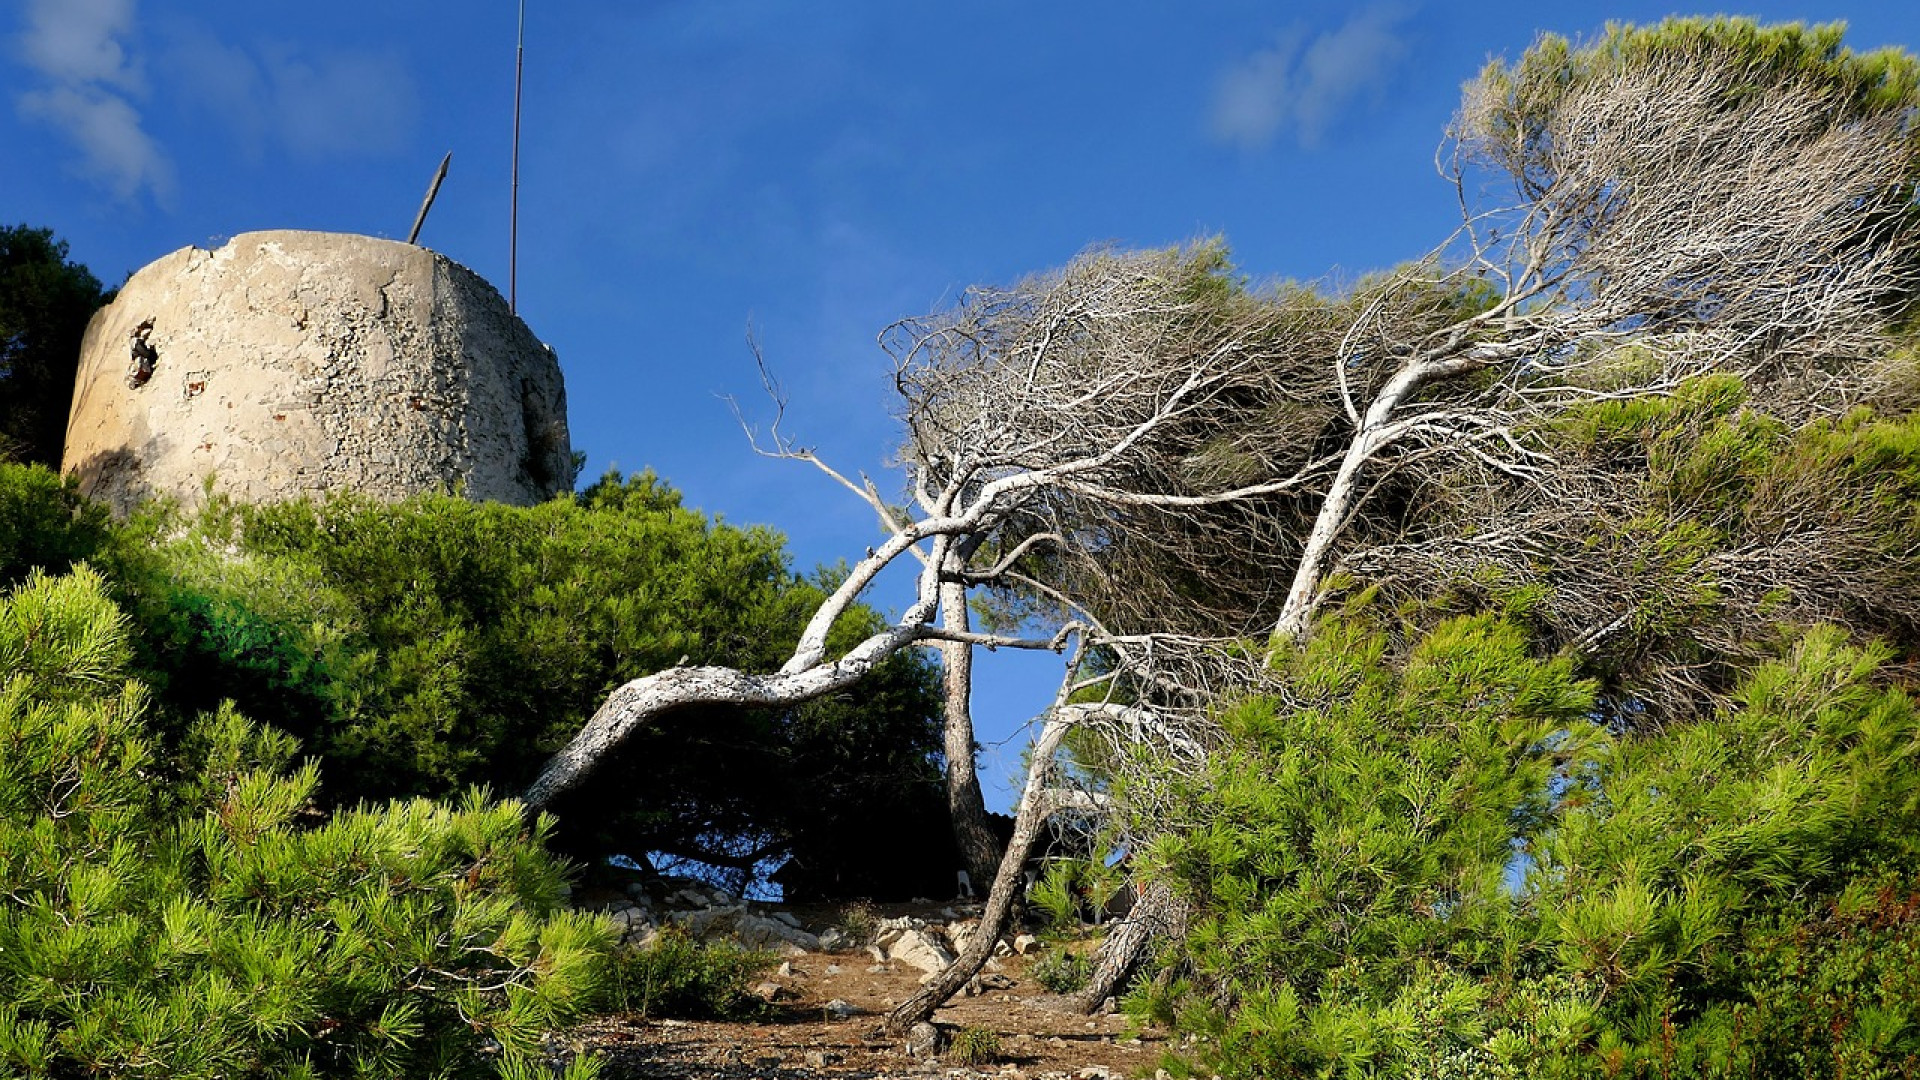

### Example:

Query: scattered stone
xmin=903 ymin=1021 xmax=944 ymax=1059
xmin=752 ymin=981 xmax=790 ymax=1003
xmin=1014 ymin=934 xmax=1042 ymax=955
xmin=866 ymin=963 xmax=890 ymax=974
xmin=776 ymin=961 xmax=796 ymax=977
xmin=817 ymin=927 xmax=849 ymax=952
xmin=804 ymin=1049 xmax=843 ymax=1067
xmin=669 ymin=906 xmax=820 ymax=952
xmin=866 ymin=944 xmax=888 ymax=963
xmin=888 ymin=929 xmax=958 ymax=974
xmin=771 ymin=911 xmax=803 ymax=929
xmin=824 ymin=964 xmax=843 ymax=975
xmin=823 ymin=998 xmax=860 ymax=1019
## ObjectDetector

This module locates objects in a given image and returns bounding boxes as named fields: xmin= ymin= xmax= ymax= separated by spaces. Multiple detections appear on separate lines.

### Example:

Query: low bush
xmin=0 ymin=567 xmax=614 ymax=1079
xmin=1032 ymin=949 xmax=1094 ymax=995
xmin=948 ymin=1026 xmax=1003 ymax=1065
xmin=0 ymin=462 xmax=946 ymax=895
xmin=603 ymin=929 xmax=773 ymax=1020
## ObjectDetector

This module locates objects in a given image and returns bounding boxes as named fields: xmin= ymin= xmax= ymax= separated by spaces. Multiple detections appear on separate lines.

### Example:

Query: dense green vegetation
xmin=0 ymin=224 xmax=109 ymax=468
xmin=0 ymin=567 xmax=611 ymax=1078
xmin=1136 ymin=610 xmax=1920 ymax=1079
xmin=12 ymin=13 xmax=1920 ymax=1076
xmin=0 ymin=461 xmax=944 ymax=893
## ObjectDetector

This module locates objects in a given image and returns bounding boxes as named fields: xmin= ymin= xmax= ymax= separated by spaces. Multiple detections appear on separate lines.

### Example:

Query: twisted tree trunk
xmin=885 ymin=711 xmax=1071 ymax=1034
xmin=1070 ymin=880 xmax=1183 ymax=1012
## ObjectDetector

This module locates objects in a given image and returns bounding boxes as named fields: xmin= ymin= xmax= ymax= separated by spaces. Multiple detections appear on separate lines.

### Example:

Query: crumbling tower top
xmin=63 ymin=229 xmax=574 ymax=514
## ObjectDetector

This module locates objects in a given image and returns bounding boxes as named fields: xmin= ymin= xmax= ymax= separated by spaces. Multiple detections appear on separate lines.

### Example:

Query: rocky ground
xmin=558 ymin=883 xmax=1179 ymax=1080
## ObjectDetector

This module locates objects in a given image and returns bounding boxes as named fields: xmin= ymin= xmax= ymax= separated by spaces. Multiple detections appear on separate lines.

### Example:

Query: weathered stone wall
xmin=63 ymin=230 xmax=574 ymax=514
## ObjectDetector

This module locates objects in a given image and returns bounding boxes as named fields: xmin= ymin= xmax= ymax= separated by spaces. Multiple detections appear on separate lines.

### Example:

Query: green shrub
xmin=603 ymin=929 xmax=772 ymax=1020
xmin=0 ymin=464 xmax=945 ymax=893
xmin=0 ymin=461 xmax=112 ymax=588
xmin=178 ymin=474 xmax=944 ymax=887
xmin=1030 ymin=860 xmax=1085 ymax=933
xmin=1032 ymin=949 xmax=1093 ymax=994
xmin=948 ymin=1026 xmax=1003 ymax=1065
xmin=0 ymin=567 xmax=615 ymax=1078
xmin=1144 ymin=615 xmax=1920 ymax=1079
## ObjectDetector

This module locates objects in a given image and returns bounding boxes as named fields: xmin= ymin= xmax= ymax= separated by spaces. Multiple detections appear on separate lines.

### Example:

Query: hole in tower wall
xmin=127 ymin=318 xmax=158 ymax=389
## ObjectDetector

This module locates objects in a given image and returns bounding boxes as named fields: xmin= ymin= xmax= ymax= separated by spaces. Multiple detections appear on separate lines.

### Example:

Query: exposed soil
xmin=562 ymin=900 xmax=1176 ymax=1079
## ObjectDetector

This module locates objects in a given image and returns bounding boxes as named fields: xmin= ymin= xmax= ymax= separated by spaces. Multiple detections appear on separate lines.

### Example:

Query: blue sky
xmin=9 ymin=1 xmax=1920 ymax=808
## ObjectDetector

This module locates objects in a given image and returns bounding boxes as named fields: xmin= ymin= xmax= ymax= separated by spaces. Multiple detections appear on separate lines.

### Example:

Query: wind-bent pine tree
xmin=528 ymin=18 xmax=1920 ymax=1034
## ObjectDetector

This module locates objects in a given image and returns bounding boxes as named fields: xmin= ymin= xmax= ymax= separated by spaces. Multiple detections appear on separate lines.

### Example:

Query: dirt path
xmin=567 ymin=934 xmax=1173 ymax=1078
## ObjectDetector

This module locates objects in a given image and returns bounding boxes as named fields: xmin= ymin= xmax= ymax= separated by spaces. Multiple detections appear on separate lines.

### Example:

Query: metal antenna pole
xmin=510 ymin=0 xmax=525 ymax=313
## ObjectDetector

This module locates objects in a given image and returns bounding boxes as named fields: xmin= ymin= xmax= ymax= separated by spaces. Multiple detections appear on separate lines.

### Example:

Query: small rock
xmin=772 ymin=910 xmax=803 ymax=929
xmin=752 ymin=981 xmax=790 ymax=1002
xmin=1014 ymin=934 xmax=1041 ymax=955
xmin=866 ymin=963 xmax=890 ymax=974
xmin=818 ymin=927 xmax=849 ymax=951
xmin=752 ymin=1055 xmax=781 ymax=1069
xmin=866 ymin=944 xmax=888 ymax=963
xmin=1078 ymin=1068 xmax=1112 ymax=1080
xmin=903 ymin=1021 xmax=944 ymax=1059
xmin=889 ymin=929 xmax=958 ymax=974
xmin=824 ymin=964 xmax=842 ymax=975
xmin=777 ymin=961 xmax=796 ymax=977
xmin=804 ymin=1050 xmax=843 ymax=1067
xmin=823 ymin=998 xmax=859 ymax=1019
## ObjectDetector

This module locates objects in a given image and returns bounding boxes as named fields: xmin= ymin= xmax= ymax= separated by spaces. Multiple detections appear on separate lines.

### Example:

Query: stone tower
xmin=63 ymin=230 xmax=574 ymax=514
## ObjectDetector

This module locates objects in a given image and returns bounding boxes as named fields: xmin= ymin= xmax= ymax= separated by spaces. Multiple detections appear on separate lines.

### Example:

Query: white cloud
xmin=1209 ymin=6 xmax=1413 ymax=151
xmin=165 ymin=28 xmax=417 ymax=162
xmin=20 ymin=0 xmax=138 ymax=87
xmin=19 ymin=85 xmax=170 ymax=200
xmin=15 ymin=0 xmax=173 ymax=201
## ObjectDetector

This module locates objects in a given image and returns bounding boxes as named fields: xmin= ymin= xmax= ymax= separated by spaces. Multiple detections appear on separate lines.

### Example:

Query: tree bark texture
xmin=941 ymin=577 xmax=1004 ymax=892
xmin=1070 ymin=880 xmax=1184 ymax=1013
xmin=885 ymin=712 xmax=1071 ymax=1033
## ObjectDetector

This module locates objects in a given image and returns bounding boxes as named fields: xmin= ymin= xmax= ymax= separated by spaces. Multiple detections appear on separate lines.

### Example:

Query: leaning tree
xmin=527 ymin=17 xmax=1920 ymax=1034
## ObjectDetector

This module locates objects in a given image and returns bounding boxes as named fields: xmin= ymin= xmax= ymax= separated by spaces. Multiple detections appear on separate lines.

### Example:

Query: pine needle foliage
xmin=0 ymin=461 xmax=942 ymax=893
xmin=0 ymin=568 xmax=616 ymax=1079
xmin=1143 ymin=617 xmax=1920 ymax=1079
